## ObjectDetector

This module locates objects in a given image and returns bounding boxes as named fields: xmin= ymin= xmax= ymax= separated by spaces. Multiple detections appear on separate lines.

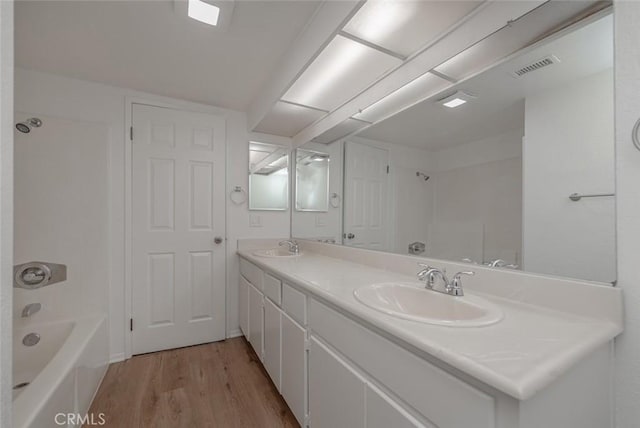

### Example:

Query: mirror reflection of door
xmin=343 ymin=141 xmax=389 ymax=250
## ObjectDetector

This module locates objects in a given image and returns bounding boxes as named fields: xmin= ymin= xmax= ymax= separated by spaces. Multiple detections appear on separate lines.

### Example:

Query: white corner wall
xmin=614 ymin=2 xmax=640 ymax=427
xmin=13 ymin=115 xmax=109 ymax=323
xmin=0 ymin=0 xmax=13 ymax=425
xmin=14 ymin=68 xmax=290 ymax=361
xmin=523 ymin=69 xmax=615 ymax=283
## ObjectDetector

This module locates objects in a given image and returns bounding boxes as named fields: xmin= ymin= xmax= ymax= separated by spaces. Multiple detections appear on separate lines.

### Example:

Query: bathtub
xmin=12 ymin=316 xmax=108 ymax=428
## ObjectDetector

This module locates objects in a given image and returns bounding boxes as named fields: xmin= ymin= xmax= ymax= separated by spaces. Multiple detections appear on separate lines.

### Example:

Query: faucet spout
xmin=278 ymin=240 xmax=300 ymax=255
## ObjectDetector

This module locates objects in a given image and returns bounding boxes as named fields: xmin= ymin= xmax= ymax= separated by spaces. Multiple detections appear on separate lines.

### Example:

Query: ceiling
xmin=15 ymin=0 xmax=321 ymax=111
xmin=357 ymin=13 xmax=613 ymax=151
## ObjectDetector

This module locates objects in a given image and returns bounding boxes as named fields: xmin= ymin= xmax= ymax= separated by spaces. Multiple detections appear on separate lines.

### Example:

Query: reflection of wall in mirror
xmin=428 ymin=128 xmax=524 ymax=265
xmin=292 ymin=141 xmax=342 ymax=242
xmin=296 ymin=158 xmax=328 ymax=210
xmin=523 ymin=69 xmax=614 ymax=283
xmin=249 ymin=173 xmax=288 ymax=210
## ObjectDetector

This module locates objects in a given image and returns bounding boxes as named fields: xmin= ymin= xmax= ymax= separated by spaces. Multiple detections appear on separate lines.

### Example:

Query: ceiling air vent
xmin=510 ymin=55 xmax=560 ymax=78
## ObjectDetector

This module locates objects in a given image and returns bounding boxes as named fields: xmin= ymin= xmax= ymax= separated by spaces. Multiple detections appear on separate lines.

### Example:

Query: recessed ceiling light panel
xmin=438 ymin=91 xmax=476 ymax=108
xmin=175 ymin=0 xmax=235 ymax=31
xmin=188 ymin=0 xmax=220 ymax=26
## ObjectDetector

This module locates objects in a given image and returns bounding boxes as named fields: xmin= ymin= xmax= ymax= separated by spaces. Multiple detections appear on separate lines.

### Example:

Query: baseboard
xmin=109 ymin=352 xmax=125 ymax=363
xmin=227 ymin=329 xmax=243 ymax=339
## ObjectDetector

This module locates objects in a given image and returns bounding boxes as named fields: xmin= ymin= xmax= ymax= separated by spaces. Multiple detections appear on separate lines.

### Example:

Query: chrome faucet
xmin=21 ymin=303 xmax=41 ymax=318
xmin=485 ymin=259 xmax=519 ymax=269
xmin=417 ymin=263 xmax=475 ymax=296
xmin=279 ymin=240 xmax=300 ymax=255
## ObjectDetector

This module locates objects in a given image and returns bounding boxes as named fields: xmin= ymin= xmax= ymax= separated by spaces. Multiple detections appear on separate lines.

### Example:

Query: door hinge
xmin=386 ymin=165 xmax=390 ymax=174
xmin=130 ymin=318 xmax=133 ymax=331
xmin=304 ymin=414 xmax=311 ymax=427
xmin=130 ymin=126 xmax=133 ymax=141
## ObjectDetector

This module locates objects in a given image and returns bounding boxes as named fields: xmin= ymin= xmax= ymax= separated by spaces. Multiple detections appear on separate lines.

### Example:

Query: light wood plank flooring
xmin=87 ymin=337 xmax=299 ymax=428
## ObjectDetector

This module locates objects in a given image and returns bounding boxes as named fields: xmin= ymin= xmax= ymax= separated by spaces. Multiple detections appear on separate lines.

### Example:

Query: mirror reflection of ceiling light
xmin=438 ymin=91 xmax=476 ymax=108
xmin=188 ymin=0 xmax=220 ymax=26
xmin=353 ymin=71 xmax=450 ymax=122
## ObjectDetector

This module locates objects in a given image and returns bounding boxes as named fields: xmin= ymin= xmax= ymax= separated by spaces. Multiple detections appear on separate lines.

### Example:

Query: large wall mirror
xmin=292 ymin=11 xmax=615 ymax=284
xmin=249 ymin=141 xmax=289 ymax=210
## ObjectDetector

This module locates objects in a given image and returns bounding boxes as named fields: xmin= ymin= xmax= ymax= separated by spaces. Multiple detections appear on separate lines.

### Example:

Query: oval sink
xmin=353 ymin=282 xmax=503 ymax=327
xmin=252 ymin=248 xmax=302 ymax=258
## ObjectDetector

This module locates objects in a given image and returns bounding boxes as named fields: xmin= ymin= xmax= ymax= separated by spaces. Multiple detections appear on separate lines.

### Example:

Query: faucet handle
xmin=448 ymin=271 xmax=475 ymax=296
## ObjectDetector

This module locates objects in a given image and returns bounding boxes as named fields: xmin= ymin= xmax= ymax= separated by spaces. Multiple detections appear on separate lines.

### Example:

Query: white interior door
xmin=131 ymin=103 xmax=226 ymax=355
xmin=343 ymin=141 xmax=389 ymax=250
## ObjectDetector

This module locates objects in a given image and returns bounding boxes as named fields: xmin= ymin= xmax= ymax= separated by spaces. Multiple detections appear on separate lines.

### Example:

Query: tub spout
xmin=21 ymin=303 xmax=41 ymax=318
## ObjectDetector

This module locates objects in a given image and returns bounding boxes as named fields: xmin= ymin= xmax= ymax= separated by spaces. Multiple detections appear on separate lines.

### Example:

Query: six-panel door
xmin=131 ymin=103 xmax=226 ymax=355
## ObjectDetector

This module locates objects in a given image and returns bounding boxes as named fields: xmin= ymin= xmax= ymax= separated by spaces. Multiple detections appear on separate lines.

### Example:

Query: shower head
xmin=416 ymin=172 xmax=430 ymax=181
xmin=15 ymin=118 xmax=42 ymax=134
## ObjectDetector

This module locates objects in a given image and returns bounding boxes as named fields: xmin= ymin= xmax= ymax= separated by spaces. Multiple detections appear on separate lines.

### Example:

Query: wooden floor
xmin=87 ymin=337 xmax=299 ymax=428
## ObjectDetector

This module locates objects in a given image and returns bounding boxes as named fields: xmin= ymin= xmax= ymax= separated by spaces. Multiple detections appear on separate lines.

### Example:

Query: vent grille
xmin=511 ymin=55 xmax=560 ymax=78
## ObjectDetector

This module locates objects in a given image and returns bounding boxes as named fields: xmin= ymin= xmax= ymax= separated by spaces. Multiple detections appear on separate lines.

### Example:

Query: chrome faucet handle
xmin=21 ymin=302 xmax=42 ymax=318
xmin=417 ymin=264 xmax=447 ymax=289
xmin=447 ymin=271 xmax=475 ymax=296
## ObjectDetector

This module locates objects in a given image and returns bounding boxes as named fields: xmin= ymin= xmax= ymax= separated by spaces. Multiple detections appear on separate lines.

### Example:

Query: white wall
xmin=523 ymin=69 xmax=615 ymax=283
xmin=428 ymin=129 xmax=523 ymax=265
xmin=13 ymin=115 xmax=109 ymax=322
xmin=614 ymin=2 xmax=640 ymax=427
xmin=14 ymin=68 xmax=290 ymax=361
xmin=0 ymin=0 xmax=13 ymax=425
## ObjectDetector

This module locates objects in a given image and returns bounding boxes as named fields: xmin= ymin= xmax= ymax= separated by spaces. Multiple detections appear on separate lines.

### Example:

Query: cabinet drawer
xmin=309 ymin=299 xmax=495 ymax=428
xmin=263 ymin=272 xmax=282 ymax=305
xmin=282 ymin=283 xmax=307 ymax=326
xmin=240 ymin=258 xmax=263 ymax=290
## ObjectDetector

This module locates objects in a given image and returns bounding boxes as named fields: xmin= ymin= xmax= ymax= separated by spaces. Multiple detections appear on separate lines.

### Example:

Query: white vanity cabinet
xmin=281 ymin=310 xmax=308 ymax=426
xmin=239 ymin=250 xmax=618 ymax=428
xmin=238 ymin=259 xmax=309 ymax=426
xmin=263 ymin=297 xmax=282 ymax=391
xmin=247 ymin=282 xmax=263 ymax=359
xmin=309 ymin=336 xmax=365 ymax=428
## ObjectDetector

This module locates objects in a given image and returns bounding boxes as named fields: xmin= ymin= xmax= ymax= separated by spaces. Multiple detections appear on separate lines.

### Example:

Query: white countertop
xmin=237 ymin=248 xmax=622 ymax=400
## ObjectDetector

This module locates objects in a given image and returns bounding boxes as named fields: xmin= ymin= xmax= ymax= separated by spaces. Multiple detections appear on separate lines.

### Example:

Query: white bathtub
xmin=12 ymin=316 xmax=108 ymax=428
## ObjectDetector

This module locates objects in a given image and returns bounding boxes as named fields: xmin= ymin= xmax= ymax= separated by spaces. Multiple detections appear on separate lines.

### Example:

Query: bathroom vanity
xmin=237 ymin=240 xmax=622 ymax=428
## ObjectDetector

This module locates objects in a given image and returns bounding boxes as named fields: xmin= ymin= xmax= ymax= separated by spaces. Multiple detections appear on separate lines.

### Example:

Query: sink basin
xmin=252 ymin=248 xmax=302 ymax=258
xmin=353 ymin=282 xmax=503 ymax=327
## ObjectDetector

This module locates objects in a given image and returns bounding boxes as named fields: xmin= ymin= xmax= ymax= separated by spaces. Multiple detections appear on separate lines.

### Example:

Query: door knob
xmin=347 ymin=233 xmax=355 ymax=239
xmin=214 ymin=237 xmax=223 ymax=244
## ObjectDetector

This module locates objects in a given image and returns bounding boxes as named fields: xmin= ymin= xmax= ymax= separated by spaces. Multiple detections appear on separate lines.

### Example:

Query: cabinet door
xmin=366 ymin=384 xmax=428 ymax=428
xmin=281 ymin=312 xmax=307 ymax=426
xmin=309 ymin=336 xmax=365 ymax=428
xmin=264 ymin=298 xmax=282 ymax=391
xmin=248 ymin=283 xmax=263 ymax=359
xmin=239 ymin=276 xmax=250 ymax=337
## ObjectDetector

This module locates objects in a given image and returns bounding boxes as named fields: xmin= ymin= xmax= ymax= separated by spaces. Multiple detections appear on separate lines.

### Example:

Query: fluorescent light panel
xmin=188 ymin=0 xmax=220 ymax=26
xmin=282 ymin=35 xmax=401 ymax=112
xmin=253 ymin=101 xmax=326 ymax=138
xmin=343 ymin=1 xmax=480 ymax=57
